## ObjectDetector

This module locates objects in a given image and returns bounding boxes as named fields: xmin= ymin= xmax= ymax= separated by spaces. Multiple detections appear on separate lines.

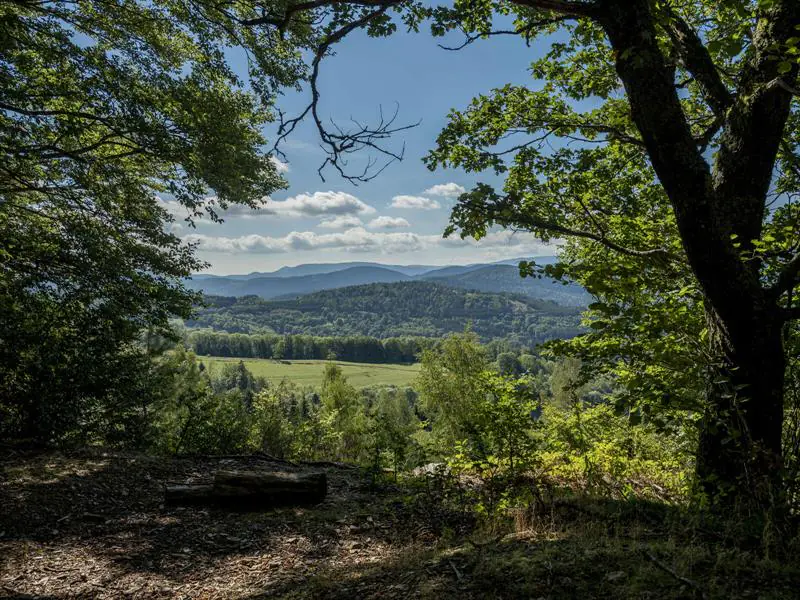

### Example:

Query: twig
xmin=449 ymin=559 xmax=463 ymax=581
xmin=644 ymin=550 xmax=707 ymax=599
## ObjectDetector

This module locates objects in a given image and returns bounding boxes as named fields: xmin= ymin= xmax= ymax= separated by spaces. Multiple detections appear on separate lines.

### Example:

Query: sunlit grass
xmin=199 ymin=357 xmax=421 ymax=389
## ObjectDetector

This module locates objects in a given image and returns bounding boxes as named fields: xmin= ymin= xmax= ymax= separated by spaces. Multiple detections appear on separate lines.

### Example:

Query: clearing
xmin=199 ymin=357 xmax=420 ymax=388
xmin=2 ymin=450 xmax=799 ymax=599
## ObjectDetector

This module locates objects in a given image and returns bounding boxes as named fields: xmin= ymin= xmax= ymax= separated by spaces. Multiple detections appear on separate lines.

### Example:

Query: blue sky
xmin=180 ymin=24 xmax=559 ymax=274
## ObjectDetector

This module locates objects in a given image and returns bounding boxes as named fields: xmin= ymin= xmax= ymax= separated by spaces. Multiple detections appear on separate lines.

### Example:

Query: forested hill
xmin=185 ymin=265 xmax=410 ymax=297
xmin=423 ymin=264 xmax=589 ymax=306
xmin=186 ymin=281 xmax=583 ymax=346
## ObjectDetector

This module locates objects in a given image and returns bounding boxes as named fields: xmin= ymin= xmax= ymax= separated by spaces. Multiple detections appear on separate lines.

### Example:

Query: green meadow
xmin=199 ymin=357 xmax=421 ymax=389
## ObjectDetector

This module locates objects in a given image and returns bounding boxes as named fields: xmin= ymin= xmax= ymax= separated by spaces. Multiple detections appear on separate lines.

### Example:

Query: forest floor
xmin=1 ymin=450 xmax=799 ymax=599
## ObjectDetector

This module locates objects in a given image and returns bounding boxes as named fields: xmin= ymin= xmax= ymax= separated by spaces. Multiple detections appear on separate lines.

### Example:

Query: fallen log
xmin=165 ymin=470 xmax=327 ymax=508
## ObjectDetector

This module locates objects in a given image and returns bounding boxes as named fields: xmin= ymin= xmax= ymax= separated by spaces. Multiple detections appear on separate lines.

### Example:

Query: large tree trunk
xmin=596 ymin=0 xmax=797 ymax=512
xmin=696 ymin=303 xmax=785 ymax=507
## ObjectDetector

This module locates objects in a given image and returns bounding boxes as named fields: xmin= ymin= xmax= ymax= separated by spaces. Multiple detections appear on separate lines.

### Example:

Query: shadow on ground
xmin=2 ymin=450 xmax=800 ymax=599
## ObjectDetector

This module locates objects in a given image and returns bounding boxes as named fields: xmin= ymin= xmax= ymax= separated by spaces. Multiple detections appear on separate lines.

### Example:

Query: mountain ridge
xmin=183 ymin=256 xmax=588 ymax=306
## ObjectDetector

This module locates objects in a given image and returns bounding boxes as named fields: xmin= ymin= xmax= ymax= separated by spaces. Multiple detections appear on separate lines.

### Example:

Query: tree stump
xmin=165 ymin=470 xmax=327 ymax=508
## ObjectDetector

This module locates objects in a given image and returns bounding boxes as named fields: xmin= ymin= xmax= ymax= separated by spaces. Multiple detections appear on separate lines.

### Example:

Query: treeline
xmin=190 ymin=330 xmax=433 ymax=363
xmin=188 ymin=329 xmax=539 ymax=364
xmin=185 ymin=281 xmax=584 ymax=347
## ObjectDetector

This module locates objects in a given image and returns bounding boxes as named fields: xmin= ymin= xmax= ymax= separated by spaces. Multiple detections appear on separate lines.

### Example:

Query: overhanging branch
xmin=511 ymin=0 xmax=600 ymax=18
xmin=265 ymin=3 xmax=418 ymax=182
xmin=438 ymin=17 xmax=570 ymax=51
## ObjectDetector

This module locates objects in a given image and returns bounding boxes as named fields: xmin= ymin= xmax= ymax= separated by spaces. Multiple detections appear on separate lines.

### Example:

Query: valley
xmin=201 ymin=357 xmax=421 ymax=388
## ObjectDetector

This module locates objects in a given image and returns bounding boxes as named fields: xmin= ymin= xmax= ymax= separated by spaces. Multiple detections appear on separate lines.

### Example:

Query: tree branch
xmin=663 ymin=8 xmax=733 ymax=115
xmin=271 ymin=4 xmax=417 ymax=182
xmin=711 ymin=0 xmax=800 ymax=244
xmin=479 ymin=194 xmax=676 ymax=260
xmin=241 ymin=0 xmax=404 ymax=28
xmin=438 ymin=17 xmax=570 ymax=51
xmin=511 ymin=0 xmax=600 ymax=18
xmin=772 ymin=252 xmax=800 ymax=298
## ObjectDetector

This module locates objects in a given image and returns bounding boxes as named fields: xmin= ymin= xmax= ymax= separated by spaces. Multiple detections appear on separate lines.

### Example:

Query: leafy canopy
xmin=0 ymin=0 xmax=312 ymax=441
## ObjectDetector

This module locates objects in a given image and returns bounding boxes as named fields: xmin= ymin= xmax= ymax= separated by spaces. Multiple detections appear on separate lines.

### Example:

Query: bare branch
xmin=438 ymin=17 xmax=569 ymax=51
xmin=270 ymin=4 xmax=418 ymax=182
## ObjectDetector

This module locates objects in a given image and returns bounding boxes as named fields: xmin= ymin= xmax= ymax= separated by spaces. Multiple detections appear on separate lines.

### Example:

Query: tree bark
xmin=696 ymin=303 xmax=786 ymax=507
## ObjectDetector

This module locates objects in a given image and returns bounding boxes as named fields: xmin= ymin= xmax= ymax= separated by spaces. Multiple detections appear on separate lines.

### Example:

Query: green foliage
xmin=416 ymin=330 xmax=491 ymax=453
xmin=497 ymin=352 xmax=523 ymax=376
xmin=369 ymin=387 xmax=419 ymax=474
xmin=414 ymin=0 xmax=800 ymax=505
xmin=191 ymin=328 xmax=431 ymax=364
xmin=250 ymin=383 xmax=295 ymax=458
xmin=538 ymin=403 xmax=692 ymax=499
xmin=320 ymin=363 xmax=370 ymax=462
xmin=0 ymin=0 xmax=311 ymax=444
xmin=417 ymin=331 xmax=539 ymax=474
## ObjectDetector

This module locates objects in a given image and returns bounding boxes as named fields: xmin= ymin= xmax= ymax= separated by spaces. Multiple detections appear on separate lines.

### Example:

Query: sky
xmin=178 ymin=22 xmax=560 ymax=274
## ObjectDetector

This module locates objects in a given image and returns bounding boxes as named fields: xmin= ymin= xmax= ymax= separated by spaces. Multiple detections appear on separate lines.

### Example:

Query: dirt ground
xmin=2 ymin=450 xmax=800 ymax=600
xmin=0 ymin=450 xmax=465 ymax=599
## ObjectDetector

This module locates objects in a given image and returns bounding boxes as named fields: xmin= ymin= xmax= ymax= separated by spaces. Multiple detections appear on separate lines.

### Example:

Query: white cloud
xmin=264 ymin=191 xmax=376 ymax=217
xmin=368 ymin=216 xmax=410 ymax=230
xmin=391 ymin=195 xmax=441 ymax=210
xmin=185 ymin=228 xmax=553 ymax=256
xmin=185 ymin=227 xmax=424 ymax=255
xmin=424 ymin=183 xmax=466 ymax=198
xmin=318 ymin=215 xmax=364 ymax=230
xmin=188 ymin=191 xmax=376 ymax=220
xmin=269 ymin=156 xmax=290 ymax=174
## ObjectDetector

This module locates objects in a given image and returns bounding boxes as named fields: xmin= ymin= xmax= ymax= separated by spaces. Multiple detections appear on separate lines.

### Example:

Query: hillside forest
xmin=3 ymin=1 xmax=800 ymax=598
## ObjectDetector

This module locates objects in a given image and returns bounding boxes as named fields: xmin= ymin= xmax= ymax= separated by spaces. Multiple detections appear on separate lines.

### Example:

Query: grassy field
xmin=199 ymin=357 xmax=421 ymax=389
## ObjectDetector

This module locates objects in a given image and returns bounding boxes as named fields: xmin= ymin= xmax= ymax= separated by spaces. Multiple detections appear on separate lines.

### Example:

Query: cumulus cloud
xmin=424 ymin=183 xmax=466 ymax=198
xmin=184 ymin=227 xmax=552 ymax=256
xmin=191 ymin=191 xmax=377 ymax=220
xmin=368 ymin=216 xmax=410 ymax=230
xmin=269 ymin=156 xmax=290 ymax=174
xmin=184 ymin=227 xmax=424 ymax=255
xmin=264 ymin=191 xmax=376 ymax=217
xmin=390 ymin=195 xmax=441 ymax=210
xmin=318 ymin=215 xmax=364 ymax=230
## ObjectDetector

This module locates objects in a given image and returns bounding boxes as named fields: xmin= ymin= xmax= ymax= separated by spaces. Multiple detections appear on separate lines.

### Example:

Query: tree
xmin=497 ymin=352 xmax=524 ymax=376
xmin=416 ymin=330 xmax=490 ymax=454
xmin=423 ymin=0 xmax=800 ymax=509
xmin=320 ymin=362 xmax=366 ymax=460
xmin=0 ymin=1 xmax=311 ymax=442
xmin=237 ymin=0 xmax=800 ymax=508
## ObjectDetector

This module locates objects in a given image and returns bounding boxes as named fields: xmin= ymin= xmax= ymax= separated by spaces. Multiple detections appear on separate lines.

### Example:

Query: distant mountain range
xmin=186 ymin=256 xmax=589 ymax=307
